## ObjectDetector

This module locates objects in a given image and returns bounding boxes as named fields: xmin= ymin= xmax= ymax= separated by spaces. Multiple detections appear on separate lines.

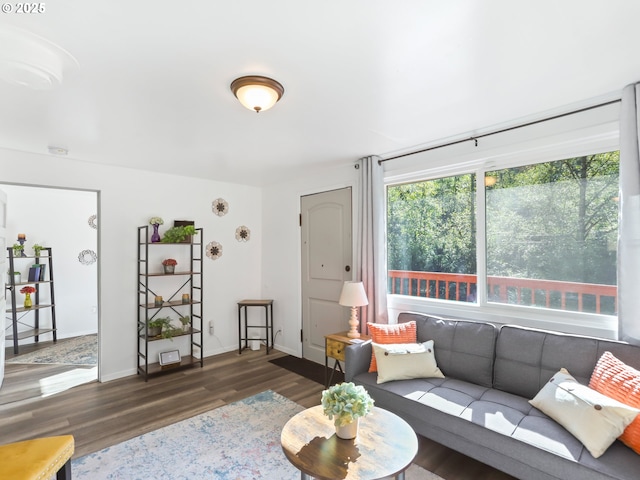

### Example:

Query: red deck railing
xmin=388 ymin=270 xmax=617 ymax=314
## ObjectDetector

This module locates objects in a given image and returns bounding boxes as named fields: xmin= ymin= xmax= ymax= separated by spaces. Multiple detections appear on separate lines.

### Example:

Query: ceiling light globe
xmin=231 ymin=75 xmax=284 ymax=113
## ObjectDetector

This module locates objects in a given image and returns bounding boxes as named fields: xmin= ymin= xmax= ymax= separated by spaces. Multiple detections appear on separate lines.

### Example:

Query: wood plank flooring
xmin=0 ymin=346 xmax=515 ymax=480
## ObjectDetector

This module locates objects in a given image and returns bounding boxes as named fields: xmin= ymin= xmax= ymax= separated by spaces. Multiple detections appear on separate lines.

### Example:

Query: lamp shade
xmin=338 ymin=281 xmax=369 ymax=307
xmin=230 ymin=75 xmax=284 ymax=113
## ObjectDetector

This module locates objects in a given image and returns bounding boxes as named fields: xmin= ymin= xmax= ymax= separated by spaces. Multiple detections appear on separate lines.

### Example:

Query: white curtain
xmin=356 ymin=155 xmax=389 ymax=330
xmin=618 ymin=83 xmax=640 ymax=345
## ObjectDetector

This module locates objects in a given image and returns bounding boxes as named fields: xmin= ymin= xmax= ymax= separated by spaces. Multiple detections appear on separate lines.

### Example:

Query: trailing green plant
xmin=147 ymin=317 xmax=182 ymax=340
xmin=161 ymin=225 xmax=197 ymax=243
xmin=32 ymin=244 xmax=44 ymax=256
xmin=179 ymin=315 xmax=190 ymax=326
xmin=148 ymin=317 xmax=171 ymax=329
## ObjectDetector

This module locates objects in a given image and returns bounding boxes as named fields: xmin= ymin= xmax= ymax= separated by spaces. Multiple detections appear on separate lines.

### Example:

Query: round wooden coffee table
xmin=281 ymin=405 xmax=418 ymax=480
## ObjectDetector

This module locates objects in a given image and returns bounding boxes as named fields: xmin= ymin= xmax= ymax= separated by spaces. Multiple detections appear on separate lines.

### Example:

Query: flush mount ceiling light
xmin=0 ymin=25 xmax=78 ymax=90
xmin=230 ymin=75 xmax=284 ymax=113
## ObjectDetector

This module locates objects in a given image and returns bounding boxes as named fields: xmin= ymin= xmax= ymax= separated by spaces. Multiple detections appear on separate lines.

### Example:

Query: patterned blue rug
xmin=72 ymin=390 xmax=439 ymax=480
xmin=6 ymin=335 xmax=97 ymax=365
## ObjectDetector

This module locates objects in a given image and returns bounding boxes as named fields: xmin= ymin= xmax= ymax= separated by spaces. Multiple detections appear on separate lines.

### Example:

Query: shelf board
xmin=11 ymin=304 xmax=54 ymax=313
xmin=6 ymin=280 xmax=52 ymax=288
xmin=141 ymin=271 xmax=202 ymax=277
xmin=7 ymin=327 xmax=56 ymax=341
xmin=141 ymin=300 xmax=202 ymax=309
xmin=143 ymin=328 xmax=201 ymax=342
xmin=137 ymin=355 xmax=203 ymax=377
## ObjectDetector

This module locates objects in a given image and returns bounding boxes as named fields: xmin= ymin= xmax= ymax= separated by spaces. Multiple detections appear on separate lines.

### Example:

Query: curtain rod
xmin=378 ymin=98 xmax=621 ymax=165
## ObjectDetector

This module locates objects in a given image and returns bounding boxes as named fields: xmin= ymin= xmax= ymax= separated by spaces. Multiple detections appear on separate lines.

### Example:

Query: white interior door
xmin=0 ymin=188 xmax=6 ymax=388
xmin=301 ymin=188 xmax=352 ymax=364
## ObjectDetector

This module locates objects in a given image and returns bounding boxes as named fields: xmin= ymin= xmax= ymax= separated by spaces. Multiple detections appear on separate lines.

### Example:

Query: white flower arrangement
xmin=321 ymin=382 xmax=374 ymax=427
xmin=149 ymin=216 xmax=164 ymax=225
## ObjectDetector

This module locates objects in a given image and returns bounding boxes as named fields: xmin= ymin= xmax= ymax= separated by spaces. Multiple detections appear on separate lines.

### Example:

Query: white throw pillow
xmin=529 ymin=368 xmax=640 ymax=458
xmin=372 ymin=340 xmax=445 ymax=384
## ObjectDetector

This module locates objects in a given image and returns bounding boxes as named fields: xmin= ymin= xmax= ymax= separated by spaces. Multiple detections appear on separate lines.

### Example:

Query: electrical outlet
xmin=209 ymin=320 xmax=214 ymax=335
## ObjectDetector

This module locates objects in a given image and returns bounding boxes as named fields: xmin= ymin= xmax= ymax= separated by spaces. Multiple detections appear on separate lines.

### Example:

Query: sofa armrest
xmin=345 ymin=340 xmax=372 ymax=382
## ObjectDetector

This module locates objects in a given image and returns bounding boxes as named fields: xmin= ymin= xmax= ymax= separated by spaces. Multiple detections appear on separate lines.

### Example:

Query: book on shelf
xmin=28 ymin=265 xmax=41 ymax=282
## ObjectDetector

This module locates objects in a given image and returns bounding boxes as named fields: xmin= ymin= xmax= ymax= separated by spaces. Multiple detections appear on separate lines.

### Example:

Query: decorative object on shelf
xmin=230 ymin=75 xmax=284 ymax=113
xmin=147 ymin=317 xmax=168 ymax=337
xmin=159 ymin=349 xmax=181 ymax=367
xmin=212 ymin=198 xmax=229 ymax=217
xmin=32 ymin=243 xmax=43 ymax=257
xmin=161 ymin=225 xmax=197 ymax=244
xmin=11 ymin=271 xmax=21 ymax=284
xmin=205 ymin=241 xmax=223 ymax=260
xmin=235 ymin=225 xmax=250 ymax=242
xmin=321 ymin=382 xmax=374 ymax=439
xmin=20 ymin=285 xmax=36 ymax=309
xmin=155 ymin=296 xmax=163 ymax=307
xmin=88 ymin=214 xmax=98 ymax=229
xmin=338 ymin=281 xmax=369 ymax=339
xmin=12 ymin=243 xmax=25 ymax=257
xmin=179 ymin=315 xmax=191 ymax=332
xmin=16 ymin=234 xmax=27 ymax=256
xmin=182 ymin=293 xmax=190 ymax=304
xmin=78 ymin=249 xmax=97 ymax=265
xmin=162 ymin=258 xmax=177 ymax=274
xmin=149 ymin=216 xmax=164 ymax=243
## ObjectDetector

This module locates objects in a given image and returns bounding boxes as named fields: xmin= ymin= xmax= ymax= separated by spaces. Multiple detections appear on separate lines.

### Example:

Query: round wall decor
xmin=235 ymin=225 xmax=250 ymax=242
xmin=212 ymin=198 xmax=229 ymax=217
xmin=78 ymin=249 xmax=97 ymax=265
xmin=88 ymin=214 xmax=97 ymax=229
xmin=205 ymin=241 xmax=223 ymax=260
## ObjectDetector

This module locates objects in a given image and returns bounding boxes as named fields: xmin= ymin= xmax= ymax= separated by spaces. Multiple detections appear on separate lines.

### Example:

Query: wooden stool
xmin=0 ymin=435 xmax=74 ymax=480
xmin=238 ymin=299 xmax=274 ymax=354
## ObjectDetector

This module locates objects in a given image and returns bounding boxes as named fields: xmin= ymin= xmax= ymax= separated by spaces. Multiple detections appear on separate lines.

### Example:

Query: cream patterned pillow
xmin=529 ymin=368 xmax=640 ymax=458
xmin=372 ymin=340 xmax=445 ymax=384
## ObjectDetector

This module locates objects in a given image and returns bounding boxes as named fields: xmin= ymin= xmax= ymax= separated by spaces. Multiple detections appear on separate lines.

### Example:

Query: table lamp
xmin=338 ymin=281 xmax=369 ymax=338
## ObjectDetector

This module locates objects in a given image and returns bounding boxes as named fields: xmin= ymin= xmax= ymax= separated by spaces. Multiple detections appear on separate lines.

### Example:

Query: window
xmin=386 ymin=151 xmax=619 ymax=316
xmin=486 ymin=152 xmax=618 ymax=314
xmin=387 ymin=173 xmax=477 ymax=302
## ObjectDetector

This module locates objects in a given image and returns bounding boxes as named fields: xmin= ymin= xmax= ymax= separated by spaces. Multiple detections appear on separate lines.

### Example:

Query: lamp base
xmin=347 ymin=307 xmax=361 ymax=339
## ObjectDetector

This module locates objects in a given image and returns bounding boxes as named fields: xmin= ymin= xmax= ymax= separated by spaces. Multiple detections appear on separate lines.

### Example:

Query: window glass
xmin=485 ymin=152 xmax=619 ymax=314
xmin=387 ymin=173 xmax=477 ymax=302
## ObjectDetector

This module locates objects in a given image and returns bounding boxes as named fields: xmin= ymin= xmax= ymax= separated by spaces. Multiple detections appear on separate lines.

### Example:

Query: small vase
xmin=335 ymin=419 xmax=359 ymax=440
xmin=151 ymin=223 xmax=161 ymax=243
xmin=23 ymin=292 xmax=32 ymax=309
xmin=163 ymin=265 xmax=175 ymax=274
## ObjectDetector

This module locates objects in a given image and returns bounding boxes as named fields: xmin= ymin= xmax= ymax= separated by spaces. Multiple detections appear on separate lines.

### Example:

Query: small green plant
xmin=179 ymin=315 xmax=190 ymax=326
xmin=148 ymin=317 xmax=170 ymax=329
xmin=321 ymin=382 xmax=375 ymax=427
xmin=33 ymin=244 xmax=44 ymax=256
xmin=161 ymin=225 xmax=197 ymax=243
xmin=12 ymin=244 xmax=24 ymax=256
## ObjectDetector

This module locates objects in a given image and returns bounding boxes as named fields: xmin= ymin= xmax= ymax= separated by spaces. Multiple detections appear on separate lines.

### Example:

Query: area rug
xmin=269 ymin=354 xmax=344 ymax=385
xmin=6 ymin=334 xmax=97 ymax=366
xmin=72 ymin=390 xmax=441 ymax=480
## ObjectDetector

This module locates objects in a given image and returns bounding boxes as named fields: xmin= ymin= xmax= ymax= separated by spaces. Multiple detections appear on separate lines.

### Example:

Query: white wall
xmin=262 ymin=162 xmax=360 ymax=356
xmin=0 ymin=148 xmax=262 ymax=381
xmin=2 ymin=185 xmax=98 ymax=342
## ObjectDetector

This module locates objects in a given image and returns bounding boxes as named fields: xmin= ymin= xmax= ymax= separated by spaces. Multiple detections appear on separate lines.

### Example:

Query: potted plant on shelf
xmin=12 ymin=244 xmax=24 ymax=257
xmin=32 ymin=244 xmax=44 ymax=257
xmin=321 ymin=381 xmax=374 ymax=439
xmin=20 ymin=285 xmax=36 ymax=309
xmin=162 ymin=258 xmax=177 ymax=274
xmin=179 ymin=315 xmax=191 ymax=332
xmin=161 ymin=225 xmax=197 ymax=244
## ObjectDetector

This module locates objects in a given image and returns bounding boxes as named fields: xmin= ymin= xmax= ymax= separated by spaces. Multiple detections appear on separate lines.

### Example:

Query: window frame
xmin=383 ymin=105 xmax=620 ymax=339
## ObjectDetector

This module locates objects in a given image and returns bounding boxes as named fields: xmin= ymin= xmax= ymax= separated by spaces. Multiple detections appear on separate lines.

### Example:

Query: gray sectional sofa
xmin=345 ymin=312 xmax=640 ymax=480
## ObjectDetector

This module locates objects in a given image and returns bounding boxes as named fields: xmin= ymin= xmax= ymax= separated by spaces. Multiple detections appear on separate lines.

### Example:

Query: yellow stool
xmin=0 ymin=435 xmax=74 ymax=480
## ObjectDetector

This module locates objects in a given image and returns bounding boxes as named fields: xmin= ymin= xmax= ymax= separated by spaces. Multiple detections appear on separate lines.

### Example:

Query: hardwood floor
xmin=0 ymin=347 xmax=515 ymax=480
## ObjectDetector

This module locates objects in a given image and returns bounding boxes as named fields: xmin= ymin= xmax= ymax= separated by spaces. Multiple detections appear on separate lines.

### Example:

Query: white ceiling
xmin=1 ymin=1 xmax=639 ymax=186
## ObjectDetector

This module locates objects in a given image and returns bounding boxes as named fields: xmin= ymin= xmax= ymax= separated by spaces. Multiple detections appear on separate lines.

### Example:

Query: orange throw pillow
xmin=589 ymin=351 xmax=640 ymax=454
xmin=367 ymin=321 xmax=417 ymax=372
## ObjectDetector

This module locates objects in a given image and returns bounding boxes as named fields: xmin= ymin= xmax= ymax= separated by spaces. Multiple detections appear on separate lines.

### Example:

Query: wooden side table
xmin=281 ymin=405 xmax=418 ymax=480
xmin=325 ymin=331 xmax=371 ymax=387
xmin=237 ymin=299 xmax=273 ymax=354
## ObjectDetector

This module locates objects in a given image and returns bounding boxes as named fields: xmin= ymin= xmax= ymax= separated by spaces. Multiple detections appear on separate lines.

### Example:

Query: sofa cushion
xmin=367 ymin=321 xmax=417 ymax=372
xmin=372 ymin=340 xmax=444 ymax=384
xmin=398 ymin=313 xmax=497 ymax=388
xmin=589 ymin=351 xmax=640 ymax=454
xmin=494 ymin=325 xmax=640 ymax=400
xmin=530 ymin=368 xmax=640 ymax=458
